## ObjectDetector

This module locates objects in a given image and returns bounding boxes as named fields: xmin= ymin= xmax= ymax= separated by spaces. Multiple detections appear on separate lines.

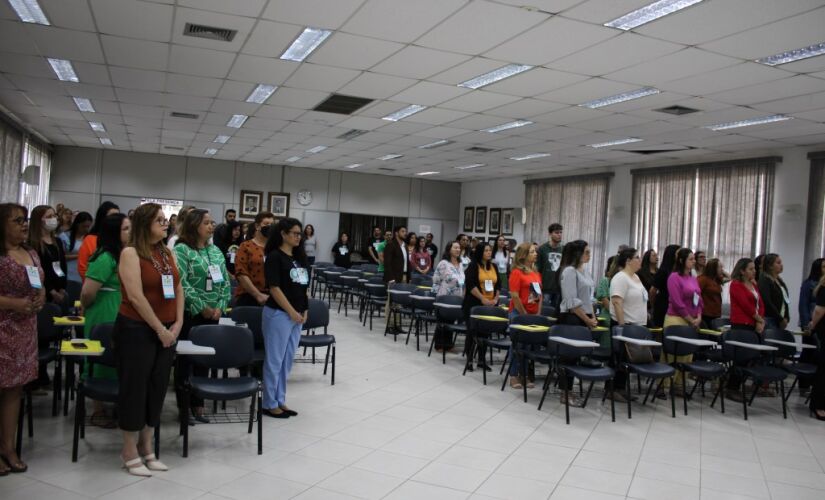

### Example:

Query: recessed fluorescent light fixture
xmin=459 ymin=64 xmax=533 ymax=89
xmin=306 ymin=145 xmax=327 ymax=154
xmin=589 ymin=137 xmax=643 ymax=148
xmin=280 ymin=27 xmax=332 ymax=62
xmin=47 ymin=58 xmax=79 ymax=82
xmin=286 ymin=156 xmax=302 ymax=162
xmin=605 ymin=0 xmax=704 ymax=30
xmin=417 ymin=139 xmax=451 ymax=149
xmin=704 ymin=114 xmax=792 ymax=131
xmin=88 ymin=121 xmax=105 ymax=132
xmin=72 ymin=97 xmax=95 ymax=113
xmin=99 ymin=137 xmax=112 ymax=146
xmin=382 ymin=104 xmax=427 ymax=121
xmin=416 ymin=171 xmax=439 ymax=176
xmin=580 ymin=87 xmax=660 ymax=109
xmin=455 ymin=163 xmax=485 ymax=170
xmin=377 ymin=154 xmax=403 ymax=161
xmin=483 ymin=120 xmax=533 ymax=133
xmin=213 ymin=135 xmax=230 ymax=144
xmin=756 ymin=42 xmax=825 ymax=66
xmin=9 ymin=0 xmax=50 ymax=25
xmin=227 ymin=114 xmax=247 ymax=128
xmin=510 ymin=153 xmax=551 ymax=161
xmin=344 ymin=163 xmax=362 ymax=169
xmin=246 ymin=84 xmax=277 ymax=104
xmin=205 ymin=148 xmax=218 ymax=156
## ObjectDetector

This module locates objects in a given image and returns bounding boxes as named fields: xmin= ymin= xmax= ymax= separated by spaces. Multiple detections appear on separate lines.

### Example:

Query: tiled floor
xmin=4 ymin=306 xmax=825 ymax=500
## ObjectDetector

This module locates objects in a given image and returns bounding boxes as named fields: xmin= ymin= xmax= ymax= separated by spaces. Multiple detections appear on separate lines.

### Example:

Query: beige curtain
xmin=631 ymin=168 xmax=695 ymax=253
xmin=0 ymin=118 xmax=23 ymax=203
xmin=804 ymin=155 xmax=825 ymax=268
xmin=524 ymin=174 xmax=611 ymax=279
xmin=19 ymin=138 xmax=52 ymax=210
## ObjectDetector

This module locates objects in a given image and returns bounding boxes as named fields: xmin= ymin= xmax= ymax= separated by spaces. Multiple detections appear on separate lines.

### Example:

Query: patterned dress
xmin=0 ymin=250 xmax=43 ymax=388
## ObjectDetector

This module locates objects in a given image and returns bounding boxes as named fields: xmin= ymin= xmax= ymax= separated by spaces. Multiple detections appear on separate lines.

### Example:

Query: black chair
xmin=764 ymin=329 xmax=818 ymax=404
xmin=544 ymin=325 xmax=616 ymax=423
xmin=322 ymin=269 xmax=346 ymax=307
xmin=464 ymin=306 xmax=509 ymax=385
xmin=721 ymin=329 xmax=787 ymax=420
xmin=429 ymin=296 xmax=465 ymax=364
xmin=662 ymin=326 xmax=726 ymax=415
xmin=709 ymin=317 xmax=729 ymax=330
xmin=38 ymin=302 xmax=63 ymax=416
xmin=338 ymin=273 xmax=361 ymax=317
xmin=299 ymin=299 xmax=336 ymax=385
xmin=386 ymin=283 xmax=418 ymax=340
xmin=408 ymin=289 xmax=436 ymax=351
xmin=230 ymin=306 xmax=264 ymax=371
xmin=182 ymin=325 xmax=262 ymax=457
xmin=613 ymin=325 xmax=676 ymax=418
xmin=502 ymin=315 xmax=556 ymax=402
xmin=310 ymin=262 xmax=332 ymax=297
xmin=362 ymin=279 xmax=387 ymax=331
xmin=541 ymin=304 xmax=557 ymax=319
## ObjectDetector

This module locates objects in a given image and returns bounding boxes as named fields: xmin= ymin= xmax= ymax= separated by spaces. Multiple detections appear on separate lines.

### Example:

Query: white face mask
xmin=44 ymin=217 xmax=59 ymax=231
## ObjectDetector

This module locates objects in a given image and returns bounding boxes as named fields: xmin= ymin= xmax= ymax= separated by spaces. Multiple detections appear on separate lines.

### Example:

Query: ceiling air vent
xmin=377 ymin=167 xmax=395 ymax=172
xmin=313 ymin=94 xmax=373 ymax=115
xmin=169 ymin=111 xmax=199 ymax=120
xmin=466 ymin=146 xmax=496 ymax=153
xmin=337 ymin=129 xmax=368 ymax=140
xmin=163 ymin=146 xmax=185 ymax=151
xmin=627 ymin=147 xmax=692 ymax=155
xmin=183 ymin=23 xmax=237 ymax=42
xmin=654 ymin=105 xmax=700 ymax=116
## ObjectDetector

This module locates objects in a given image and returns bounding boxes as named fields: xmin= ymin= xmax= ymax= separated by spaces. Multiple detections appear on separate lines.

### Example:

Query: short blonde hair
xmin=513 ymin=242 xmax=535 ymax=272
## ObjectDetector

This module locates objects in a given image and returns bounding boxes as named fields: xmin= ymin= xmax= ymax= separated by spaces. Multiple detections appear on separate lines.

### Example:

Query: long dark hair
xmin=176 ymin=208 xmax=210 ymax=248
xmin=494 ymin=235 xmax=509 ymax=258
xmin=68 ymin=211 xmax=93 ymax=250
xmin=559 ymin=239 xmax=588 ymax=273
xmin=89 ymin=201 xmax=120 ymax=236
xmin=807 ymin=258 xmax=824 ymax=282
xmin=641 ymin=249 xmax=657 ymax=273
xmin=441 ymin=240 xmax=459 ymax=263
xmin=264 ymin=217 xmax=307 ymax=266
xmin=657 ymin=244 xmax=680 ymax=274
xmin=731 ymin=258 xmax=752 ymax=282
xmin=673 ymin=247 xmax=693 ymax=275
xmin=702 ymin=258 xmax=722 ymax=283
xmin=219 ymin=220 xmax=242 ymax=252
xmin=337 ymin=231 xmax=349 ymax=245
xmin=472 ymin=241 xmax=493 ymax=271
xmin=90 ymin=213 xmax=128 ymax=264
xmin=0 ymin=203 xmax=29 ymax=256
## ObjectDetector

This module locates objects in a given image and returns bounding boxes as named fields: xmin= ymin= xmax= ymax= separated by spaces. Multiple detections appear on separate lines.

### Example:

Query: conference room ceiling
xmin=1 ymin=0 xmax=825 ymax=181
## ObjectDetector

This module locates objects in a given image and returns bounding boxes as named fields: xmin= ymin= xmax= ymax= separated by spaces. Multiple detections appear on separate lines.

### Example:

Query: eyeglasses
xmin=287 ymin=231 xmax=302 ymax=237
xmin=11 ymin=216 xmax=29 ymax=225
xmin=155 ymin=217 xmax=169 ymax=225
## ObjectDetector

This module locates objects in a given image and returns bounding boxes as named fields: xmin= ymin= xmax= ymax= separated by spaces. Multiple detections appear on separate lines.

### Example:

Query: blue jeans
xmin=261 ymin=307 xmax=302 ymax=409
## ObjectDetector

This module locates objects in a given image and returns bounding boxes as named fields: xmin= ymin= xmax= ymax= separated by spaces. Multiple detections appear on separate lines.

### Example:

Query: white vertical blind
xmin=0 ymin=118 xmax=23 ymax=203
xmin=18 ymin=138 xmax=52 ymax=210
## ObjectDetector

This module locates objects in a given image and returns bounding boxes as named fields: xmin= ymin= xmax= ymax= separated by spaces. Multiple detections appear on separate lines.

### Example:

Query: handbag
xmin=624 ymin=342 xmax=654 ymax=364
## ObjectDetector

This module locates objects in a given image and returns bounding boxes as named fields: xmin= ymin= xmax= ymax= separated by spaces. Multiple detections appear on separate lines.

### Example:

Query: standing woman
xmin=662 ymin=248 xmax=702 ymax=393
xmin=759 ymin=253 xmax=790 ymax=330
xmin=216 ymin=220 xmax=242 ymax=277
xmin=166 ymin=206 xmax=194 ymax=250
xmin=651 ymin=244 xmax=680 ymax=327
xmin=303 ymin=224 xmax=316 ymax=267
xmin=411 ymin=236 xmax=431 ymax=276
xmin=457 ymin=234 xmax=471 ymax=273
xmin=507 ymin=243 xmax=542 ymax=390
xmin=173 ymin=209 xmax=231 ymax=423
xmin=331 ymin=232 xmax=351 ymax=269
xmin=0 ymin=203 xmax=45 ymax=474
xmin=727 ymin=258 xmax=766 ymax=401
xmin=78 ymin=201 xmax=120 ymax=281
xmin=28 ymin=205 xmax=67 ymax=306
xmin=432 ymin=241 xmax=464 ymax=352
xmin=800 ymin=259 xmax=825 ymax=331
xmin=610 ymin=248 xmax=647 ymax=401
xmin=558 ymin=240 xmax=598 ymax=328
xmin=698 ymin=258 xmax=724 ymax=326
xmin=115 ymin=203 xmax=183 ymax=476
xmin=59 ymin=211 xmax=92 ymax=284
xmin=234 ymin=212 xmax=275 ymax=307
xmin=638 ymin=249 xmax=658 ymax=299
xmin=693 ymin=251 xmax=707 ymax=277
xmin=56 ymin=207 xmax=73 ymax=238
xmin=80 ymin=213 xmax=129 ymax=427
xmin=261 ymin=218 xmax=309 ymax=419
xmin=808 ymin=273 xmax=825 ymax=421
xmin=462 ymin=242 xmax=500 ymax=372
xmin=493 ymin=235 xmax=510 ymax=286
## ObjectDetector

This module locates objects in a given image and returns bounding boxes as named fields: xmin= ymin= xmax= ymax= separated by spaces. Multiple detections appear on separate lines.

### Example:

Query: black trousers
xmin=113 ymin=314 xmax=175 ymax=432
xmin=810 ymin=329 xmax=825 ymax=411
xmin=234 ymin=293 xmax=262 ymax=308
xmin=175 ymin=314 xmax=217 ymax=409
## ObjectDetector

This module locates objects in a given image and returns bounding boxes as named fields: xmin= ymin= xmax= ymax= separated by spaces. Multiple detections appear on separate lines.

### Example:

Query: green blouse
xmin=173 ymin=242 xmax=231 ymax=317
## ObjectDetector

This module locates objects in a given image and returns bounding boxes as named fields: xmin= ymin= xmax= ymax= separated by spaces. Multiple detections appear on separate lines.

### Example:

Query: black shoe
xmin=191 ymin=409 xmax=209 ymax=424
xmin=465 ymin=364 xmax=474 ymax=372
xmin=279 ymin=407 xmax=298 ymax=416
xmin=263 ymin=409 xmax=290 ymax=419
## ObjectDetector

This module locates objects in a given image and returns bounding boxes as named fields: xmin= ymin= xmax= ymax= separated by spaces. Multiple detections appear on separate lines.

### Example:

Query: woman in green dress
xmin=80 ymin=213 xmax=130 ymax=426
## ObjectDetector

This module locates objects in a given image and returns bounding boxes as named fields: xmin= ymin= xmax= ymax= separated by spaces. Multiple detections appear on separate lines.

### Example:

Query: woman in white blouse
xmin=559 ymin=240 xmax=598 ymax=328
xmin=608 ymin=248 xmax=647 ymax=403
xmin=432 ymin=241 xmax=464 ymax=351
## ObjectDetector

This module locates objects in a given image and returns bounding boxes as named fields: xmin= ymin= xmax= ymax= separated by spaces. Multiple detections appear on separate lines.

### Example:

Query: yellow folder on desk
xmin=471 ymin=315 xmax=509 ymax=322
xmin=54 ymin=316 xmax=85 ymax=326
xmin=592 ymin=326 xmax=608 ymax=332
xmin=699 ymin=329 xmax=722 ymax=336
xmin=510 ymin=324 xmax=549 ymax=332
xmin=60 ymin=340 xmax=103 ymax=354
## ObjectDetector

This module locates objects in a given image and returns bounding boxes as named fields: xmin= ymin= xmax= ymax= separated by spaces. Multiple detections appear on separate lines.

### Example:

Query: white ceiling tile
xmin=344 ymin=0 xmax=467 ymax=43
xmin=337 ymin=72 xmax=417 ymax=100
xmin=166 ymin=74 xmax=223 ymax=97
xmin=494 ymin=0 xmax=584 ymax=13
xmin=532 ymin=106 xmax=613 ymax=125
xmin=283 ymin=64 xmax=360 ymax=92
xmin=309 ymin=33 xmax=404 ymax=70
xmin=429 ymin=57 xmax=510 ymax=86
xmin=605 ymin=48 xmax=740 ymax=86
xmin=334 ymin=116 xmax=388 ymax=131
xmin=440 ymin=91 xmax=521 ymax=113
xmin=115 ymin=88 xmax=164 ymax=106
xmin=657 ymin=62 xmax=789 ymax=96
xmin=227 ymin=54 xmax=296 ymax=84
xmin=0 ymin=52 xmax=57 ymax=79
xmin=371 ymin=46 xmax=471 ymax=80
xmin=256 ymin=105 xmax=306 ymax=121
xmin=375 ymin=121 xmax=431 ymax=135
xmin=71 ymin=62 xmax=111 ymax=85
xmin=162 ymin=93 xmax=214 ymax=112
xmin=417 ymin=0 xmax=549 ymax=56
xmin=295 ymin=110 xmax=349 ymax=126
xmin=266 ymin=87 xmax=328 ymax=109
xmin=6 ymin=74 xmax=64 ymax=94
xmin=551 ymin=33 xmax=685 ymax=77
xmin=572 ymin=113 xmax=652 ymax=132
xmin=404 ymin=107 xmax=471 ymax=125
xmin=241 ymin=20 xmax=302 ymax=58
xmin=110 ymin=66 xmax=166 ymax=91
xmin=411 ymin=126 xmax=471 ymax=139
xmin=101 ymin=36 xmax=169 ymax=71
xmin=484 ymin=16 xmax=617 ymax=66
xmin=63 ymin=82 xmax=116 ymax=100
xmin=484 ymin=68 xmax=589 ymax=98
xmin=27 ymin=25 xmax=105 ymax=63
xmin=391 ymin=81 xmax=469 ymax=106
xmin=537 ymin=77 xmax=639 ymax=105
xmin=178 ymin=0 xmax=267 ymax=17
xmin=752 ymin=92 xmax=825 ymax=115
xmin=39 ymin=0 xmax=96 ymax=31
xmin=708 ymin=75 xmax=825 ymax=106
xmin=90 ymin=0 xmax=173 ymax=42
xmin=172 ymin=8 xmax=256 ymax=52
xmin=0 ymin=21 xmax=40 ymax=55
xmin=170 ymin=45 xmax=236 ymax=78
xmin=261 ymin=0 xmax=365 ymax=29
xmin=486 ymin=98 xmax=567 ymax=119
xmin=209 ymin=99 xmax=259 ymax=115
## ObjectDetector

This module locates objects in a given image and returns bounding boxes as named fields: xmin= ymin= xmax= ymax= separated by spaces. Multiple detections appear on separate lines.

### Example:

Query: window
xmin=0 ymin=117 xmax=23 ymax=203
xmin=18 ymin=137 xmax=52 ymax=210
xmin=631 ymin=157 xmax=776 ymax=267
xmin=804 ymin=153 xmax=825 ymax=268
xmin=338 ymin=213 xmax=407 ymax=260
xmin=524 ymin=173 xmax=612 ymax=279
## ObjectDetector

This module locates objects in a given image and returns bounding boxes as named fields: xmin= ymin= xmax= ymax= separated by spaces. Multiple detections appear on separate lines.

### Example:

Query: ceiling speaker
xmin=22 ymin=164 xmax=40 ymax=185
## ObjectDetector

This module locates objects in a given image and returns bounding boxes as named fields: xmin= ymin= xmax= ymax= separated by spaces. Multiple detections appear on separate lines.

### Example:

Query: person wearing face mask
xmin=234 ymin=211 xmax=275 ymax=307
xmin=758 ymin=253 xmax=790 ymax=330
xmin=28 ymin=205 xmax=67 ymax=307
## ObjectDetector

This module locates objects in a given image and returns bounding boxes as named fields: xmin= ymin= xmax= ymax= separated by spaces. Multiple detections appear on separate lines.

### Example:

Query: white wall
xmin=49 ymin=146 xmax=460 ymax=260
xmin=458 ymin=147 xmax=823 ymax=328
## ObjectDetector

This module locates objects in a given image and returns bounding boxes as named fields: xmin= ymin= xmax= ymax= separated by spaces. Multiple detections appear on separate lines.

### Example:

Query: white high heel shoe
xmin=122 ymin=456 xmax=152 ymax=477
xmin=140 ymin=453 xmax=169 ymax=472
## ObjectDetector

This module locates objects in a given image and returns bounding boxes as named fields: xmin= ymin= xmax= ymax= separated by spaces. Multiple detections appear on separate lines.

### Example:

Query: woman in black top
xmin=809 ymin=278 xmax=825 ymax=420
xmin=758 ymin=253 xmax=790 ymax=330
xmin=651 ymin=244 xmax=680 ymax=327
xmin=261 ymin=218 xmax=309 ymax=419
xmin=462 ymin=242 xmax=500 ymax=372
xmin=331 ymin=232 xmax=351 ymax=269
xmin=28 ymin=205 xmax=67 ymax=306
xmin=217 ymin=220 xmax=242 ymax=276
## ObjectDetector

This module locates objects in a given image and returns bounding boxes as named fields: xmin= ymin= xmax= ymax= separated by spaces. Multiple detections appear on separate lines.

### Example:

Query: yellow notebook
xmin=510 ymin=324 xmax=549 ymax=332
xmin=60 ymin=340 xmax=104 ymax=354
xmin=649 ymin=327 xmax=663 ymax=333
xmin=471 ymin=314 xmax=509 ymax=322
xmin=54 ymin=316 xmax=85 ymax=326
xmin=699 ymin=329 xmax=722 ymax=336
xmin=417 ymin=286 xmax=432 ymax=290
xmin=592 ymin=326 xmax=608 ymax=332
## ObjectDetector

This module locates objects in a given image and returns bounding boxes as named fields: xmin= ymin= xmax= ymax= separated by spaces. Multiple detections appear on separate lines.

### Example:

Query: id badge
xmin=52 ymin=261 xmax=65 ymax=278
xmin=420 ymin=258 xmax=426 ymax=266
xmin=642 ymin=288 xmax=649 ymax=302
xmin=692 ymin=292 xmax=699 ymax=307
xmin=208 ymin=264 xmax=224 ymax=284
xmin=229 ymin=252 xmax=236 ymax=264
xmin=484 ymin=279 xmax=494 ymax=292
xmin=206 ymin=277 xmax=213 ymax=292
xmin=26 ymin=265 xmax=42 ymax=289
xmin=339 ymin=247 xmax=348 ymax=255
xmin=498 ymin=262 xmax=507 ymax=273
xmin=531 ymin=282 xmax=542 ymax=295
xmin=161 ymin=274 xmax=175 ymax=299
xmin=291 ymin=267 xmax=309 ymax=285
xmin=458 ymin=276 xmax=465 ymax=287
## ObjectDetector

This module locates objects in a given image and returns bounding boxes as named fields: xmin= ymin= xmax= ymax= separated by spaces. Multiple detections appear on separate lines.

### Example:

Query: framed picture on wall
xmin=267 ymin=192 xmax=290 ymax=218
xmin=489 ymin=208 xmax=501 ymax=234
xmin=501 ymin=208 xmax=514 ymax=236
xmin=475 ymin=206 xmax=487 ymax=233
xmin=239 ymin=190 xmax=263 ymax=219
xmin=463 ymin=206 xmax=474 ymax=232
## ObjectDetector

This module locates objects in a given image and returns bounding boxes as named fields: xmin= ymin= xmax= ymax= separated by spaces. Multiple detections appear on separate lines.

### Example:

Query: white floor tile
xmin=475 ymin=473 xmax=557 ymax=500
xmin=317 ymin=467 xmax=405 ymax=500
xmin=411 ymin=461 xmax=491 ymax=492
xmin=383 ymin=480 xmax=470 ymax=500
xmin=351 ymin=450 xmax=430 ymax=479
